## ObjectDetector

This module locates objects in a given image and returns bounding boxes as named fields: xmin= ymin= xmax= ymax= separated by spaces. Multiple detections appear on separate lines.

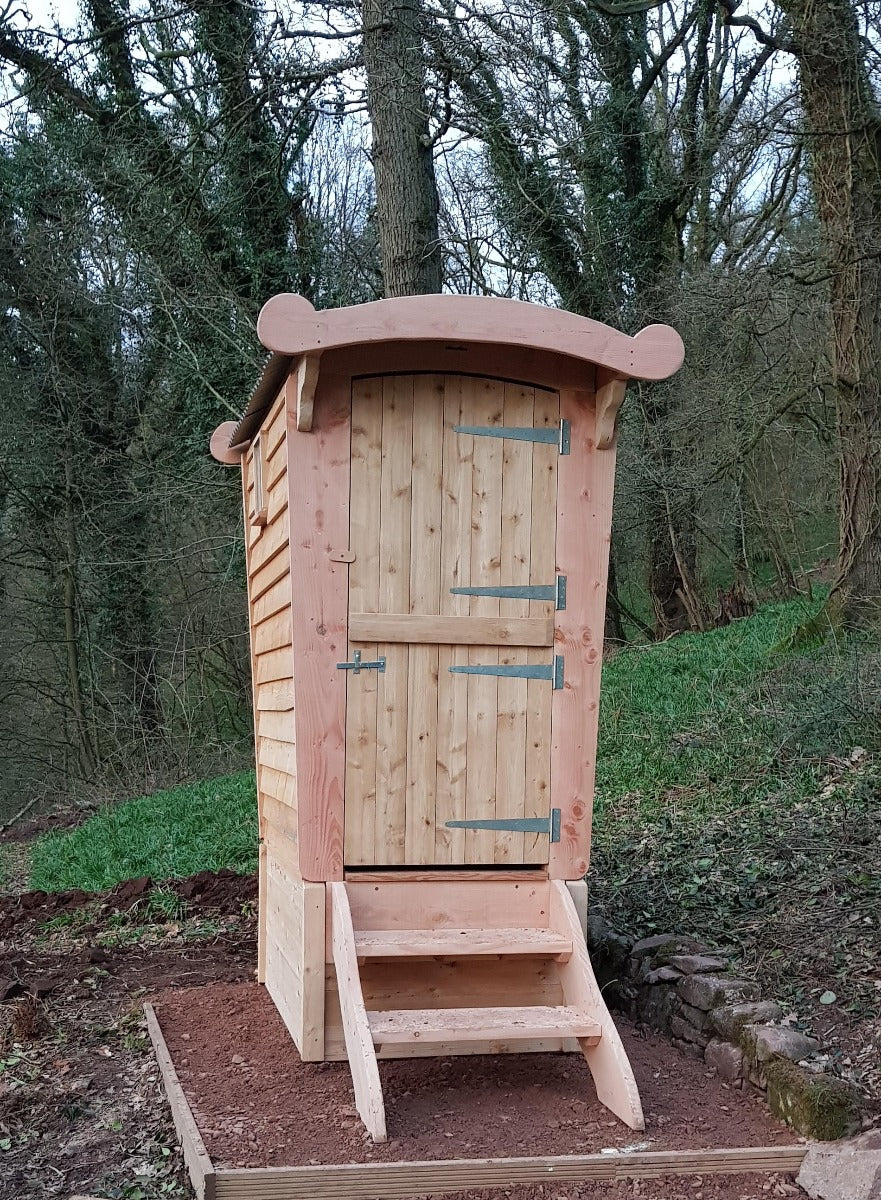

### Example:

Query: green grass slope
xmin=29 ymin=773 xmax=257 ymax=893
xmin=28 ymin=596 xmax=879 ymax=1023
xmin=592 ymin=596 xmax=880 ymax=1019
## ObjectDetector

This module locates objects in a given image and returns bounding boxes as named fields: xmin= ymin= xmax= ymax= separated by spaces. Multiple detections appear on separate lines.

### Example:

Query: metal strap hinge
xmin=336 ymin=650 xmax=386 ymax=674
xmin=445 ymin=809 xmax=561 ymax=842
xmin=454 ymin=420 xmax=570 ymax=455
xmin=450 ymin=655 xmax=563 ymax=689
xmin=451 ymin=576 xmax=566 ymax=610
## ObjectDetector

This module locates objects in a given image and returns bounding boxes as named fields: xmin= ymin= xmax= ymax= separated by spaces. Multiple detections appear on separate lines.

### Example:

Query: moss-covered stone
xmin=710 ymin=1000 xmax=782 ymax=1040
xmin=765 ymin=1058 xmax=862 ymax=1139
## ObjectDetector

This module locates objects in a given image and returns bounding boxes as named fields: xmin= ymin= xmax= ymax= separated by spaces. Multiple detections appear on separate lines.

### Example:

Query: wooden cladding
xmin=348 ymin=613 xmax=554 ymax=647
xmin=343 ymin=374 xmax=559 ymax=869
xmin=249 ymin=431 xmax=269 ymax=526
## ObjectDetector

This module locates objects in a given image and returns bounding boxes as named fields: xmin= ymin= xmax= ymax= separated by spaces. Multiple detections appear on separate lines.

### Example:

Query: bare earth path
xmin=0 ymin=872 xmax=808 ymax=1200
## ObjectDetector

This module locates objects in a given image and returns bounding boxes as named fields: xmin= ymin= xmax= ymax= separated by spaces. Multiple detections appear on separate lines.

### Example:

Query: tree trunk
xmin=779 ymin=0 xmax=881 ymax=627
xmin=62 ymin=438 xmax=98 ymax=778
xmin=362 ymin=0 xmax=443 ymax=296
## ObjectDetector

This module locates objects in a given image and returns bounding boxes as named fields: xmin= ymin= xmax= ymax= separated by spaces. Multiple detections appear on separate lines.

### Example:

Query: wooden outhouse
xmin=211 ymin=294 xmax=684 ymax=1142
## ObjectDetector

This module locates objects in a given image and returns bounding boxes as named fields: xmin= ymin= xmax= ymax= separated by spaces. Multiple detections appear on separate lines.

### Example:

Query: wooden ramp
xmin=329 ymin=879 xmax=644 ymax=1143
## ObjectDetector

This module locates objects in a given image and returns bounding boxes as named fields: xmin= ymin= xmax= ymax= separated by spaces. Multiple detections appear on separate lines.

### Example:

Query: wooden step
xmin=367 ymin=1005 xmax=602 ymax=1046
xmin=354 ymin=926 xmax=572 ymax=961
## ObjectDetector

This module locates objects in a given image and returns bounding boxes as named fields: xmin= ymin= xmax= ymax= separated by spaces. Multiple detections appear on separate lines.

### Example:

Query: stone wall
xmin=588 ymin=916 xmax=863 ymax=1140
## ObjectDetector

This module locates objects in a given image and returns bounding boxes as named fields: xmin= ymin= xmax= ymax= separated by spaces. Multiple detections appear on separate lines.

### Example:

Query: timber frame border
xmin=146 ymin=1002 xmax=808 ymax=1200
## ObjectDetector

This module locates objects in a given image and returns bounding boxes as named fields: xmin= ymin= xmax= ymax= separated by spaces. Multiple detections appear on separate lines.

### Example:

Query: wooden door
xmin=343 ymin=373 xmax=561 ymax=867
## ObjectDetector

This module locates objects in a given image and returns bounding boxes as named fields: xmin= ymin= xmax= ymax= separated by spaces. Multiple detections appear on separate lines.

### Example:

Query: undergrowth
xmin=25 ymin=596 xmax=880 ymax=1028
xmin=592 ymin=595 xmax=881 ymax=1021
xmin=29 ymin=773 xmax=257 ymax=893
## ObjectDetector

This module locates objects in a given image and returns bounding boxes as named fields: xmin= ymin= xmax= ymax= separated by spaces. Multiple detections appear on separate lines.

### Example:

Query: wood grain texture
xmin=252 ymin=575 xmax=294 ymax=626
xmin=435 ymin=376 xmax=470 ymax=864
xmin=255 ymin=681 xmax=295 ymax=712
xmin=373 ymin=375 xmax=413 ymax=864
xmin=344 ymin=379 xmax=383 ymax=866
xmin=367 ymin=1005 xmax=600 ymax=1045
xmin=405 ymin=376 xmax=443 ymax=863
xmin=465 ymin=377 xmax=504 ymax=863
xmin=348 ymin=613 xmax=553 ymax=646
xmin=255 ymin=646 xmax=295 ymax=684
xmin=353 ymin=926 xmax=571 ymax=959
xmin=549 ymin=388 xmax=614 ymax=879
xmin=247 ymin=487 xmax=289 ymax=560
xmin=549 ymin=880 xmax=644 ymax=1130
xmin=211 ymin=1146 xmax=807 ymax=1200
xmin=594 ymin=369 xmax=627 ymax=450
xmin=525 ymin=389 xmax=558 ymax=861
xmin=252 ymin=608 xmax=293 ymax=656
xmin=144 ymin=1003 xmax=216 ymax=1200
xmin=495 ymin=381 xmax=534 ymax=862
xmin=287 ymin=351 xmax=321 ymax=432
xmin=257 ymin=293 xmax=685 ymax=382
xmin=210 ymin=421 xmax=245 ymax=465
xmin=344 ymin=879 xmax=551 ymax=931
xmin=249 ymin=545 xmax=292 ymax=605
xmin=263 ymin=858 xmax=325 ymax=1060
xmin=343 ymin=373 xmax=560 ymax=868
xmin=329 ymin=883 xmax=387 ymax=1142
xmin=286 ymin=369 xmax=350 ymax=880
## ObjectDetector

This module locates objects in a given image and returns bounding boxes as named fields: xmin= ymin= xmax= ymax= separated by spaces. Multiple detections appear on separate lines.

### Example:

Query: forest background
xmin=1 ymin=0 xmax=880 ymax=823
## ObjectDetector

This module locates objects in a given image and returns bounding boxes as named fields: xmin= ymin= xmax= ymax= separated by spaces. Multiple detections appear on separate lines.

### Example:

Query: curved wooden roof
xmin=257 ymin=293 xmax=684 ymax=382
xmin=213 ymin=294 xmax=684 ymax=459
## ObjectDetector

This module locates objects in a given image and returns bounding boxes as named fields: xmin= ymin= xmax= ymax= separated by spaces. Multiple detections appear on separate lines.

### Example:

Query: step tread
xmin=354 ymin=926 xmax=572 ymax=959
xmin=366 ymin=1005 xmax=601 ymax=1044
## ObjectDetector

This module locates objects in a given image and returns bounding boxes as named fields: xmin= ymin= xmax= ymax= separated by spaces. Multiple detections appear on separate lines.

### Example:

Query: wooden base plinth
xmin=146 ymin=1003 xmax=808 ymax=1200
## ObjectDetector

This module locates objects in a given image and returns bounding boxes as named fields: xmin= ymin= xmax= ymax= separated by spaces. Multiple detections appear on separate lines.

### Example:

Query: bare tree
xmin=724 ymin=0 xmax=881 ymax=628
xmin=362 ymin=0 xmax=443 ymax=294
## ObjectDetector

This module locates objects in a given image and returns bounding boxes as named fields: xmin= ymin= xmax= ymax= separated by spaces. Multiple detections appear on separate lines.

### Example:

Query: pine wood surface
xmin=329 ymin=883 xmax=388 ymax=1141
xmin=211 ymin=1147 xmax=808 ymax=1200
xmin=264 ymin=856 xmax=325 ymax=1060
xmin=343 ymin=878 xmax=552 ymax=931
xmin=286 ymin=370 xmax=350 ymax=881
xmin=550 ymin=880 xmax=645 ymax=1130
xmin=343 ymin=374 xmax=557 ymax=868
xmin=257 ymin=293 xmax=685 ymax=382
xmin=352 ymin=926 xmax=572 ymax=960
xmin=549 ymin=388 xmax=616 ymax=878
xmin=366 ymin=1004 xmax=601 ymax=1045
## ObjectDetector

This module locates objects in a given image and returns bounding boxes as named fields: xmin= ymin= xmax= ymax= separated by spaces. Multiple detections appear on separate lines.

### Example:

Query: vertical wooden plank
xmin=329 ymin=883 xmax=387 ymax=1142
xmin=435 ymin=376 xmax=469 ymax=864
xmin=374 ymin=376 xmax=413 ymax=864
xmin=406 ymin=376 xmax=443 ymax=864
xmin=526 ymin=388 xmax=559 ymax=864
xmin=550 ymin=387 xmax=614 ymax=879
xmin=494 ymin=382 xmax=534 ymax=862
xmin=549 ymin=881 xmax=644 ymax=1129
xmin=465 ymin=377 xmax=504 ymax=864
xmin=257 ymin=841 xmax=267 ymax=983
xmin=345 ymin=379 xmax=382 ymax=866
xmin=287 ymin=370 xmax=351 ymax=881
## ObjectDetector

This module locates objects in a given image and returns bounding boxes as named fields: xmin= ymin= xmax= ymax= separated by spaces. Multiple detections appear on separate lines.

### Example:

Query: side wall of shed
xmin=242 ymin=383 xmax=326 ymax=1060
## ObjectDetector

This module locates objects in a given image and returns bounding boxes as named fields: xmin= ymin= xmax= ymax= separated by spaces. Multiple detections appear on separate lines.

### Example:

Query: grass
xmin=29 ymin=772 xmax=257 ymax=893
xmin=596 ymin=594 xmax=824 ymax=813
xmin=25 ymin=594 xmax=879 ymax=1027
xmin=591 ymin=594 xmax=881 ymax=1021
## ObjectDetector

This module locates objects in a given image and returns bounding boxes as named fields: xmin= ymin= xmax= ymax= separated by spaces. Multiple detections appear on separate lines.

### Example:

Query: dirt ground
xmin=0 ymin=871 xmax=256 ymax=1200
xmin=0 ymin=870 xmax=810 ymax=1200
xmin=155 ymin=979 xmax=803 ymax=1200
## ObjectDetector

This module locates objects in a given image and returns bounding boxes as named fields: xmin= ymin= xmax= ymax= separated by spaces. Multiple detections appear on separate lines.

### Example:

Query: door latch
xmin=336 ymin=650 xmax=386 ymax=674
